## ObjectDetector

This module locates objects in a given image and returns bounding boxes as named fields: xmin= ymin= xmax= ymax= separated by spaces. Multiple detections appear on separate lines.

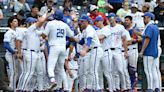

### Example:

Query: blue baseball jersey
xmin=142 ymin=24 xmax=159 ymax=58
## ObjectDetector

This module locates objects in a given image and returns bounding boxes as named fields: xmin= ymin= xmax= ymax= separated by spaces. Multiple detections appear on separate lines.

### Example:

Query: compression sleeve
xmin=3 ymin=42 xmax=15 ymax=54
xmin=86 ymin=37 xmax=92 ymax=47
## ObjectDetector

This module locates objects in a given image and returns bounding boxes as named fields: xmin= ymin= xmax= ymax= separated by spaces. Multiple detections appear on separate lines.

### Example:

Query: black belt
xmin=88 ymin=47 xmax=98 ymax=52
xmin=110 ymin=48 xmax=121 ymax=50
xmin=105 ymin=49 xmax=109 ymax=52
xmin=23 ymin=49 xmax=41 ymax=53
xmin=128 ymin=48 xmax=137 ymax=50
xmin=122 ymin=49 xmax=129 ymax=52
xmin=70 ymin=69 xmax=78 ymax=71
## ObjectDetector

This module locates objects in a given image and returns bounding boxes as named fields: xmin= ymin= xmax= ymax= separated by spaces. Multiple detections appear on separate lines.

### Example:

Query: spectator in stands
xmin=89 ymin=5 xmax=109 ymax=25
xmin=15 ymin=10 xmax=26 ymax=26
xmin=26 ymin=0 xmax=34 ymax=8
xmin=97 ymin=0 xmax=113 ymax=14
xmin=26 ymin=5 xmax=39 ymax=19
xmin=0 ymin=6 xmax=3 ymax=19
xmin=72 ymin=0 xmax=83 ymax=6
xmin=33 ymin=0 xmax=46 ymax=10
xmin=126 ymin=3 xmax=145 ymax=29
xmin=39 ymin=0 xmax=56 ymax=16
xmin=108 ymin=0 xmax=124 ymax=13
xmin=116 ymin=1 xmax=131 ymax=21
xmin=63 ymin=0 xmax=72 ymax=9
xmin=14 ymin=0 xmax=31 ymax=13
xmin=154 ymin=0 xmax=164 ymax=27
xmin=149 ymin=0 xmax=158 ymax=12
xmin=142 ymin=3 xmax=150 ymax=13
xmin=63 ymin=8 xmax=72 ymax=26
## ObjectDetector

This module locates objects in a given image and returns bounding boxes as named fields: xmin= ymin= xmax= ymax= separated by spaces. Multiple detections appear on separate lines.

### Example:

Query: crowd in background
xmin=0 ymin=0 xmax=163 ymax=27
xmin=0 ymin=0 xmax=164 ymax=92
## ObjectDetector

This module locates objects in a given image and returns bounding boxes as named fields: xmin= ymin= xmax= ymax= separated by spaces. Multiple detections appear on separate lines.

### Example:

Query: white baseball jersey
xmin=107 ymin=24 xmax=126 ymax=48
xmin=122 ymin=29 xmax=131 ymax=50
xmin=43 ymin=20 xmax=74 ymax=46
xmin=97 ymin=26 xmax=111 ymax=50
xmin=16 ymin=27 xmax=27 ymax=49
xmin=82 ymin=25 xmax=101 ymax=49
xmin=3 ymin=28 xmax=17 ymax=53
xmin=25 ymin=24 xmax=40 ymax=50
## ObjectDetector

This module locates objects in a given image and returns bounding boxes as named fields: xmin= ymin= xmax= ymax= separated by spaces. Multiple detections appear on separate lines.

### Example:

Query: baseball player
xmin=33 ymin=28 xmax=48 ymax=91
xmin=124 ymin=15 xmax=141 ymax=91
xmin=71 ymin=14 xmax=103 ymax=91
xmin=20 ymin=16 xmax=47 ymax=91
xmin=74 ymin=32 xmax=90 ymax=92
xmin=15 ymin=27 xmax=28 ymax=91
xmin=139 ymin=12 xmax=159 ymax=92
xmin=94 ymin=16 xmax=113 ymax=92
xmin=41 ymin=10 xmax=74 ymax=91
xmin=107 ymin=13 xmax=128 ymax=91
xmin=121 ymin=27 xmax=132 ymax=91
xmin=3 ymin=16 xmax=18 ymax=91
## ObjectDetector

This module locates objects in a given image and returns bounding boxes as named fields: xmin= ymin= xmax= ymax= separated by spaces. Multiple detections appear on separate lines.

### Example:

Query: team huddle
xmin=3 ymin=6 xmax=161 ymax=92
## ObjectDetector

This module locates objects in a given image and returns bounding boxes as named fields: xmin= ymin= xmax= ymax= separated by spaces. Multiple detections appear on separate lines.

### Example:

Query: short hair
xmin=7 ymin=16 xmax=18 ymax=27
xmin=32 ymin=5 xmax=39 ymax=9
xmin=125 ymin=16 xmax=133 ymax=21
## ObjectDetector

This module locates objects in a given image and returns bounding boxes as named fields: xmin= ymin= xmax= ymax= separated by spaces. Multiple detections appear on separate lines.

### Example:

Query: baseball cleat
xmin=47 ymin=82 xmax=57 ymax=91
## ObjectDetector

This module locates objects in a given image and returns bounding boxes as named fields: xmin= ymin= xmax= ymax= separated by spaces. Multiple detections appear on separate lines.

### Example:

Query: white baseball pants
xmin=78 ymin=53 xmax=90 ymax=91
xmin=48 ymin=45 xmax=68 ymax=90
xmin=5 ymin=53 xmax=19 ymax=91
xmin=86 ymin=47 xmax=103 ymax=90
xmin=111 ymin=49 xmax=126 ymax=90
xmin=143 ymin=56 xmax=158 ymax=90
xmin=99 ymin=49 xmax=113 ymax=91
xmin=153 ymin=47 xmax=162 ymax=91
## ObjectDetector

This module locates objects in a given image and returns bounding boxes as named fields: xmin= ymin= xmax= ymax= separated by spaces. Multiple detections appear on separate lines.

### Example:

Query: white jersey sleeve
xmin=3 ymin=31 xmax=12 ymax=42
xmin=100 ymin=27 xmax=111 ymax=37
xmin=85 ymin=25 xmax=95 ymax=38
xmin=120 ymin=25 xmax=126 ymax=38
xmin=124 ymin=29 xmax=131 ymax=41
xmin=16 ymin=28 xmax=27 ymax=41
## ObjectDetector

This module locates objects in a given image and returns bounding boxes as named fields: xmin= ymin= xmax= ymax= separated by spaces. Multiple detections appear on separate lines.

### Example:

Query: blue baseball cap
xmin=107 ymin=12 xmax=116 ymax=19
xmin=79 ymin=14 xmax=90 ymax=21
xmin=53 ymin=10 xmax=64 ymax=20
xmin=142 ymin=12 xmax=155 ymax=20
xmin=25 ymin=17 xmax=37 ymax=23
xmin=95 ymin=15 xmax=104 ymax=21
xmin=116 ymin=17 xmax=122 ymax=23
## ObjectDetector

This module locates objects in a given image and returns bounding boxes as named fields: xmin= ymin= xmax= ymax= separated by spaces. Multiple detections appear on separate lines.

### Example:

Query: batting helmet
xmin=25 ymin=17 xmax=37 ymax=23
xmin=53 ymin=10 xmax=64 ymax=20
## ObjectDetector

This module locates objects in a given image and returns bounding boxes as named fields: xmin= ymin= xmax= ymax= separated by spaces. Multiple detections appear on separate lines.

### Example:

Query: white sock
xmin=50 ymin=78 xmax=55 ymax=82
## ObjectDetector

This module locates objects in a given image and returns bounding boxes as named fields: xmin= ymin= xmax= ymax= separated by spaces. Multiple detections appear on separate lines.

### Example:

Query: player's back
xmin=45 ymin=20 xmax=74 ymax=46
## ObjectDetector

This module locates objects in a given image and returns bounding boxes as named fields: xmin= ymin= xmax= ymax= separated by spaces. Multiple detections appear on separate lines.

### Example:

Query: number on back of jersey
xmin=57 ymin=29 xmax=64 ymax=38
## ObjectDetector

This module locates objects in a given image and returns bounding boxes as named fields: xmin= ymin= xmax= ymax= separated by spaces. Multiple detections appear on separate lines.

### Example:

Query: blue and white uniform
xmin=142 ymin=22 xmax=159 ymax=91
xmin=3 ymin=28 xmax=18 ymax=90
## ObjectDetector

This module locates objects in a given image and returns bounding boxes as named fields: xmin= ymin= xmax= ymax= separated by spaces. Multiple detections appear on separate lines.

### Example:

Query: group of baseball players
xmin=3 ymin=4 xmax=161 ymax=92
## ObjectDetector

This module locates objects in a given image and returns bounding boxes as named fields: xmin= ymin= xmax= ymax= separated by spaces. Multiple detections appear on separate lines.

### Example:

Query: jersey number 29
xmin=57 ymin=29 xmax=64 ymax=38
